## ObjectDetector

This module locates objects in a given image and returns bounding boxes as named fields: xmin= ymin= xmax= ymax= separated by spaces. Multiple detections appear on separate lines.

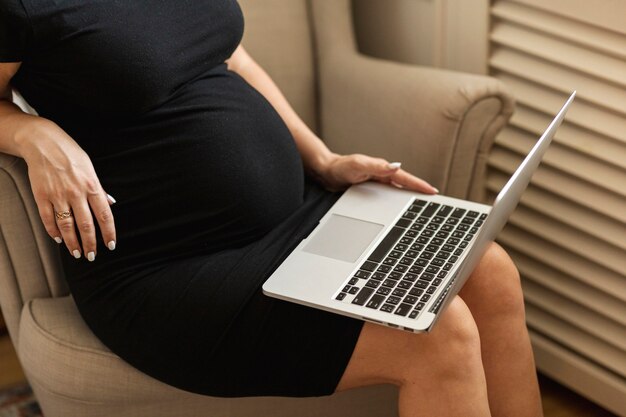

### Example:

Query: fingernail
xmin=391 ymin=181 xmax=404 ymax=189
xmin=107 ymin=194 xmax=117 ymax=204
xmin=73 ymin=250 xmax=81 ymax=259
xmin=107 ymin=240 xmax=116 ymax=251
xmin=54 ymin=237 xmax=62 ymax=244
xmin=87 ymin=251 xmax=96 ymax=262
xmin=387 ymin=162 xmax=402 ymax=170
xmin=433 ymin=187 xmax=440 ymax=194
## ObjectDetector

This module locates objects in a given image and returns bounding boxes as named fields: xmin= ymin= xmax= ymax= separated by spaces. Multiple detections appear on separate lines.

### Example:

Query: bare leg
xmin=336 ymin=297 xmax=492 ymax=417
xmin=459 ymin=243 xmax=543 ymax=417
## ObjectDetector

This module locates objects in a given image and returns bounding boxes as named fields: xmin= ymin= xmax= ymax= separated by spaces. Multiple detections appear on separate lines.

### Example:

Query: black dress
xmin=1 ymin=0 xmax=363 ymax=396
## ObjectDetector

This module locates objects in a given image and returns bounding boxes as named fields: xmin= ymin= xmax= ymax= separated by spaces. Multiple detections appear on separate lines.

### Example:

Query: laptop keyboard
xmin=335 ymin=199 xmax=488 ymax=319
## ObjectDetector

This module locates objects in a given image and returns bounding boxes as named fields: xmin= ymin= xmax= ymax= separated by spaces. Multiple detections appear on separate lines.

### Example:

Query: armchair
xmin=0 ymin=1 xmax=514 ymax=416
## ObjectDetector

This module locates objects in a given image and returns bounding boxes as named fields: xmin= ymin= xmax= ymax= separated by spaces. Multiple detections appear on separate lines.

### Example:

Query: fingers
xmin=89 ymin=192 xmax=116 ymax=252
xmin=37 ymin=199 xmax=63 ymax=245
xmin=52 ymin=202 xmax=83 ymax=259
xmin=387 ymin=169 xmax=439 ymax=194
xmin=43 ymin=190 xmax=117 ymax=261
xmin=357 ymin=154 xmax=438 ymax=194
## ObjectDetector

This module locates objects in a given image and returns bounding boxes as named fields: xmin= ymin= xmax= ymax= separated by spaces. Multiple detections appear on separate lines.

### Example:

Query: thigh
xmin=336 ymin=296 xmax=483 ymax=391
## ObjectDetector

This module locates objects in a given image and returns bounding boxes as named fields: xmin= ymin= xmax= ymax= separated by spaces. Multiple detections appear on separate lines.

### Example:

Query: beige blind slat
xmin=507 ymin=105 xmax=626 ymax=170
xmin=508 ymin=0 xmax=626 ymax=36
xmin=508 ymin=248 xmax=626 ymax=326
xmin=487 ymin=172 xmax=626 ymax=250
xmin=498 ymin=225 xmax=626 ymax=302
xmin=526 ymin=305 xmax=626 ymax=377
xmin=523 ymin=279 xmax=626 ymax=351
xmin=495 ymin=199 xmax=626 ymax=276
xmin=490 ymin=48 xmax=626 ymax=115
xmin=494 ymin=126 xmax=626 ymax=196
xmin=492 ymin=2 xmax=626 ymax=59
xmin=494 ymin=73 xmax=626 ymax=144
xmin=489 ymin=148 xmax=626 ymax=223
xmin=491 ymin=23 xmax=626 ymax=87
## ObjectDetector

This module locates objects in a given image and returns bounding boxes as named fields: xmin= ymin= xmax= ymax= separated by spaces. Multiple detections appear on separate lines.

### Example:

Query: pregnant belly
xmin=91 ymin=71 xmax=305 ymax=257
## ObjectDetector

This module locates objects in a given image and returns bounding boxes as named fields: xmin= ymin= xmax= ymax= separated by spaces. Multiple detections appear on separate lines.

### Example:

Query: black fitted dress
xmin=1 ymin=0 xmax=363 ymax=396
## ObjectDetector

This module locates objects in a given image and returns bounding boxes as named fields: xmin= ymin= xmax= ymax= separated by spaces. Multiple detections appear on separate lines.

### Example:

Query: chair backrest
xmin=238 ymin=0 xmax=318 ymax=132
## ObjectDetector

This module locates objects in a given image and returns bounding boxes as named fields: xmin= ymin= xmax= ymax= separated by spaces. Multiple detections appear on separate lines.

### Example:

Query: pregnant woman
xmin=0 ymin=1 xmax=542 ymax=416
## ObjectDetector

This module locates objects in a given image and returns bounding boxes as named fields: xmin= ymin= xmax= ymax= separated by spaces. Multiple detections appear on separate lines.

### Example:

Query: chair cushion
xmin=17 ymin=296 xmax=398 ymax=417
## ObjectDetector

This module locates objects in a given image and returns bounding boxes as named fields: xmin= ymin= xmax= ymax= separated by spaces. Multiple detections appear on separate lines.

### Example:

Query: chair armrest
xmin=310 ymin=0 xmax=514 ymax=201
xmin=318 ymin=55 xmax=514 ymax=201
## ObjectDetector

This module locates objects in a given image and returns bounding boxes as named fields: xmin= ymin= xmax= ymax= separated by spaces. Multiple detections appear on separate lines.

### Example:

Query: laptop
xmin=263 ymin=91 xmax=576 ymax=333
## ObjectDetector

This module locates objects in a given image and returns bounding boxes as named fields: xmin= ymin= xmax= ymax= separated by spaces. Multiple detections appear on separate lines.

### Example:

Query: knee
xmin=426 ymin=297 xmax=483 ymax=378
xmin=473 ymin=243 xmax=525 ymax=317
xmin=435 ymin=297 xmax=481 ymax=351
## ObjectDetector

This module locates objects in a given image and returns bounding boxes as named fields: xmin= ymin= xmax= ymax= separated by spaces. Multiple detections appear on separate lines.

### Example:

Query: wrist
xmin=15 ymin=117 xmax=59 ymax=161
xmin=307 ymin=150 xmax=339 ymax=179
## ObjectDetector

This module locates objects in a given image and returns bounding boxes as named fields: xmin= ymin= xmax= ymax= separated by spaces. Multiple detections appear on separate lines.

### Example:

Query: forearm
xmin=227 ymin=46 xmax=337 ymax=176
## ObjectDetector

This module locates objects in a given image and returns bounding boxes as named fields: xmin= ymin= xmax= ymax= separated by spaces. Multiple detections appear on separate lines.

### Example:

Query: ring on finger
xmin=55 ymin=209 xmax=73 ymax=220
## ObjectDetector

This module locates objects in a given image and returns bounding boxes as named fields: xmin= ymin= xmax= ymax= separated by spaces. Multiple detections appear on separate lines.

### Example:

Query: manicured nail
xmin=391 ymin=181 xmax=404 ymax=189
xmin=107 ymin=194 xmax=117 ymax=204
xmin=54 ymin=237 xmax=62 ymax=244
xmin=433 ymin=187 xmax=440 ymax=194
xmin=73 ymin=250 xmax=81 ymax=259
xmin=87 ymin=251 xmax=96 ymax=262
xmin=388 ymin=162 xmax=402 ymax=170
xmin=107 ymin=240 xmax=116 ymax=251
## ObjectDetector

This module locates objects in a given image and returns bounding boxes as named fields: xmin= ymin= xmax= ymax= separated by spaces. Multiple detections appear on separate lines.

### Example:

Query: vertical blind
xmin=488 ymin=1 xmax=626 ymax=415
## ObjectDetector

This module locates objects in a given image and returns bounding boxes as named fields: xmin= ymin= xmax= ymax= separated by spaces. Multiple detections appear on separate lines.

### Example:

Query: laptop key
xmin=451 ymin=208 xmax=466 ymax=218
xmin=402 ymin=211 xmax=417 ymax=220
xmin=376 ymin=287 xmax=391 ymax=296
xmin=372 ymin=272 xmax=387 ymax=280
xmin=409 ymin=288 xmax=424 ymax=297
xmin=366 ymin=294 xmax=386 ymax=309
xmin=383 ymin=257 xmax=397 ymax=266
xmin=354 ymin=270 xmax=371 ymax=279
xmin=348 ymin=286 xmax=359 ymax=294
xmin=392 ymin=288 xmax=407 ymax=297
xmin=395 ymin=218 xmax=412 ymax=228
xmin=336 ymin=292 xmax=347 ymax=301
xmin=437 ymin=205 xmax=453 ymax=217
xmin=382 ymin=279 xmax=398 ymax=288
xmin=360 ymin=261 xmax=379 ymax=272
xmin=479 ymin=213 xmax=488 ymax=220
xmin=409 ymin=310 xmax=420 ymax=319
xmin=365 ymin=279 xmax=381 ymax=288
xmin=420 ymin=202 xmax=441 ymax=217
xmin=403 ymin=295 xmax=419 ymax=305
xmin=352 ymin=287 xmax=375 ymax=305
xmin=348 ymin=277 xmax=359 ymax=285
xmin=395 ymin=303 xmax=412 ymax=316
xmin=380 ymin=304 xmax=395 ymax=313
xmin=387 ymin=296 xmax=401 ymax=305
xmin=467 ymin=210 xmax=479 ymax=218
xmin=397 ymin=280 xmax=412 ymax=290
xmin=368 ymin=226 xmax=404 ymax=263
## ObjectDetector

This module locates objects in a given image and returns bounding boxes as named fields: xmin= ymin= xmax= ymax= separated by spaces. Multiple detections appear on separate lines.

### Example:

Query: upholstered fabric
xmin=0 ymin=0 xmax=514 ymax=415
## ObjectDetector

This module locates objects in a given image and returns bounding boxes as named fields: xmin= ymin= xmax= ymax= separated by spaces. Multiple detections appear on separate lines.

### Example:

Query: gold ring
xmin=55 ymin=210 xmax=73 ymax=220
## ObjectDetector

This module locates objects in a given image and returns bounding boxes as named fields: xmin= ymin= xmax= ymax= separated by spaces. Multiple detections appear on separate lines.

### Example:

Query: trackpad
xmin=303 ymin=214 xmax=384 ymax=263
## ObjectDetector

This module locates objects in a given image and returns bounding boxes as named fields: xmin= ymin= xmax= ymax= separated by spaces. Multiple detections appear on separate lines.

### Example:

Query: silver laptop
xmin=263 ymin=91 xmax=576 ymax=333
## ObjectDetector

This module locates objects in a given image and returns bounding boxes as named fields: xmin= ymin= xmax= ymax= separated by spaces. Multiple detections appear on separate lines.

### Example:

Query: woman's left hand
xmin=313 ymin=153 xmax=439 ymax=194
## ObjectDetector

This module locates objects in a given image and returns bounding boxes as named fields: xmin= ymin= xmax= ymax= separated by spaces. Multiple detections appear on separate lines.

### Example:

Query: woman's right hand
xmin=19 ymin=118 xmax=116 ymax=261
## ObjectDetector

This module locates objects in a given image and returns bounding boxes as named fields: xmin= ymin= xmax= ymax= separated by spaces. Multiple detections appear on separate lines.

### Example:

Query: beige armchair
xmin=0 ymin=1 xmax=514 ymax=416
